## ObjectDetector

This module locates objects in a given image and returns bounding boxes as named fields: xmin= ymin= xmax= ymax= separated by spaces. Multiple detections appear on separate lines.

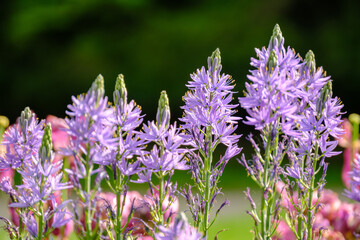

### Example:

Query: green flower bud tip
xmin=41 ymin=123 xmax=53 ymax=158
xmin=90 ymin=74 xmax=105 ymax=96
xmin=269 ymin=24 xmax=284 ymax=50
xmin=19 ymin=107 xmax=33 ymax=134
xmin=156 ymin=90 xmax=170 ymax=127
xmin=114 ymin=74 xmax=127 ymax=105
xmin=349 ymin=113 xmax=360 ymax=125
xmin=305 ymin=50 xmax=316 ymax=74
xmin=317 ymin=81 xmax=332 ymax=112
xmin=272 ymin=24 xmax=282 ymax=41
xmin=208 ymin=48 xmax=222 ymax=71
xmin=21 ymin=107 xmax=32 ymax=121
xmin=266 ymin=50 xmax=278 ymax=72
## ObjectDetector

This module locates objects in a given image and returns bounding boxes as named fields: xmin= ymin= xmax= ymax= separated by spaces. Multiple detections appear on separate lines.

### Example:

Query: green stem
xmin=297 ymin=193 xmax=303 ymax=240
xmin=202 ymin=126 xmax=213 ymax=239
xmin=261 ymin=132 xmax=271 ymax=240
xmin=85 ymin=145 xmax=92 ymax=240
xmin=116 ymin=169 xmax=122 ymax=240
xmin=37 ymin=201 xmax=44 ymax=240
xmin=306 ymin=144 xmax=318 ymax=240
xmin=297 ymin=155 xmax=306 ymax=240
xmin=158 ymin=173 xmax=165 ymax=226
xmin=18 ymin=213 xmax=24 ymax=240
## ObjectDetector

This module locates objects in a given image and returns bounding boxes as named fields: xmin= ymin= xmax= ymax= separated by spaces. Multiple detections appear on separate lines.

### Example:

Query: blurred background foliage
xmin=0 ymin=0 xmax=359 ymax=198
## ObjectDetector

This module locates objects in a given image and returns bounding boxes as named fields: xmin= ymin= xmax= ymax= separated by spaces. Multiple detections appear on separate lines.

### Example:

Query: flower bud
xmin=316 ymin=81 xmax=332 ymax=113
xmin=266 ymin=49 xmax=278 ymax=73
xmin=89 ymin=74 xmax=105 ymax=99
xmin=39 ymin=123 xmax=53 ymax=159
xmin=19 ymin=107 xmax=33 ymax=137
xmin=156 ymin=90 xmax=170 ymax=128
xmin=208 ymin=48 xmax=222 ymax=73
xmin=305 ymin=50 xmax=316 ymax=74
xmin=113 ymin=74 xmax=127 ymax=110
xmin=268 ymin=23 xmax=284 ymax=51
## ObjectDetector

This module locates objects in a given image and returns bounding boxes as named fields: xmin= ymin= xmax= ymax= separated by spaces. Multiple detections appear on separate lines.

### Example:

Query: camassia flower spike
xmin=180 ymin=48 xmax=241 ymax=238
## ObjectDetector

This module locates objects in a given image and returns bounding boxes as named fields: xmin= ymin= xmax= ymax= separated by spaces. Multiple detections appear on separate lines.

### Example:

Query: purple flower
xmin=285 ymin=162 xmax=301 ymax=180
xmin=51 ymin=200 xmax=73 ymax=229
xmin=239 ymin=26 xmax=302 ymax=131
xmin=181 ymin=49 xmax=240 ymax=144
xmin=113 ymin=74 xmax=144 ymax=132
xmin=180 ymin=48 xmax=241 ymax=235
xmin=24 ymin=213 xmax=38 ymax=238
xmin=155 ymin=214 xmax=204 ymax=240
xmin=93 ymin=74 xmax=145 ymax=178
xmin=0 ymin=107 xmax=44 ymax=171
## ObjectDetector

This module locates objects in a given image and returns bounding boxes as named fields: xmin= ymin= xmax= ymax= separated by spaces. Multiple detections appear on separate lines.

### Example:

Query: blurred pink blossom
xmin=276 ymin=189 xmax=360 ymax=239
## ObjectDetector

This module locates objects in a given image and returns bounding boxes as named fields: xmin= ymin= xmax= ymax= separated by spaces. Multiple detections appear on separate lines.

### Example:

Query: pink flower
xmin=337 ymin=118 xmax=360 ymax=187
xmin=274 ymin=221 xmax=295 ymax=240
xmin=80 ymin=191 xmax=148 ymax=236
xmin=276 ymin=189 xmax=360 ymax=239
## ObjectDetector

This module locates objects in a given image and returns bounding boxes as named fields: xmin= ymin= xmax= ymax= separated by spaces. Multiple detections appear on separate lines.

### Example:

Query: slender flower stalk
xmin=136 ymin=91 xmax=188 ymax=234
xmin=180 ymin=49 xmax=241 ymax=238
xmin=64 ymin=75 xmax=114 ymax=240
xmin=282 ymin=50 xmax=343 ymax=239
xmin=94 ymin=74 xmax=145 ymax=239
xmin=239 ymin=24 xmax=302 ymax=240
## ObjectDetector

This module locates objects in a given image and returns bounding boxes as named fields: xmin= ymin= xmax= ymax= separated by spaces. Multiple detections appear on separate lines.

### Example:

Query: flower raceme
xmin=239 ymin=24 xmax=344 ymax=240
xmin=180 ymin=48 xmax=241 ymax=238
xmin=0 ymin=108 xmax=72 ymax=239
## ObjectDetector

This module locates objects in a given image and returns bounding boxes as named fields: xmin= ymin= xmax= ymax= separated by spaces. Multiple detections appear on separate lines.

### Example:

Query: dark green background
xmin=0 ymin=0 xmax=358 ymax=187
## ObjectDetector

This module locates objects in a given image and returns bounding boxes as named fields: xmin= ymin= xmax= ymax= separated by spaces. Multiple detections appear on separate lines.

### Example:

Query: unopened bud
xmin=207 ymin=48 xmax=222 ymax=73
xmin=114 ymin=74 xmax=127 ymax=109
xmin=305 ymin=50 xmax=316 ymax=74
xmin=156 ymin=90 xmax=170 ymax=128
xmin=21 ymin=107 xmax=32 ymax=122
xmin=268 ymin=24 xmax=284 ymax=51
xmin=266 ymin=50 xmax=278 ymax=73
xmin=19 ymin=107 xmax=33 ymax=137
xmin=89 ymin=74 xmax=105 ymax=99
xmin=40 ymin=123 xmax=53 ymax=159
xmin=317 ymin=81 xmax=332 ymax=113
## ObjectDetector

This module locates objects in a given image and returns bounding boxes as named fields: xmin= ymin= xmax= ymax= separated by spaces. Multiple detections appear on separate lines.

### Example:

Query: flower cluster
xmin=239 ymin=24 xmax=344 ymax=240
xmin=135 ymin=91 xmax=188 ymax=231
xmin=0 ymin=108 xmax=72 ymax=239
xmin=180 ymin=48 xmax=241 ymax=237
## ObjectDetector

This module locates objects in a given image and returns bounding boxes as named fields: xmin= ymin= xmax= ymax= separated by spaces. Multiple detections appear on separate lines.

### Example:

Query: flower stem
xmin=261 ymin=131 xmax=272 ymax=240
xmin=37 ymin=201 xmax=44 ymax=240
xmin=85 ymin=145 xmax=92 ymax=240
xmin=158 ymin=172 xmax=165 ymax=226
xmin=202 ymin=126 xmax=213 ymax=239
xmin=306 ymin=144 xmax=318 ymax=240
xmin=116 ymin=168 xmax=122 ymax=240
